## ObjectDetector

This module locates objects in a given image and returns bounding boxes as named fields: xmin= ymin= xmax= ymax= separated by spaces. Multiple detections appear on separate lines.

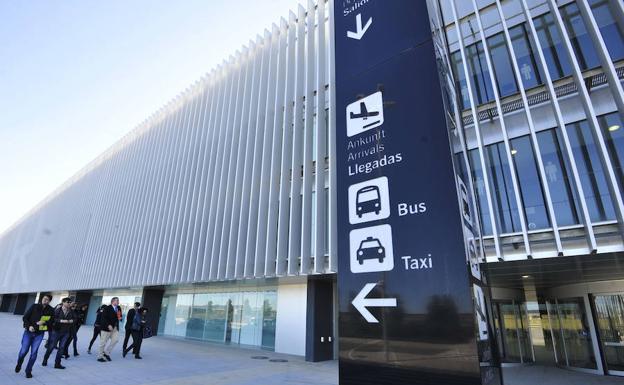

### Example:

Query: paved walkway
xmin=0 ymin=313 xmax=338 ymax=385
xmin=503 ymin=365 xmax=624 ymax=385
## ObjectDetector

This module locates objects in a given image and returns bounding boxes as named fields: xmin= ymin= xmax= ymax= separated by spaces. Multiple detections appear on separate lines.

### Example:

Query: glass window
xmin=486 ymin=143 xmax=522 ymax=233
xmin=567 ymin=120 xmax=616 ymax=222
xmin=187 ymin=293 xmax=209 ymax=339
xmin=597 ymin=112 xmax=624 ymax=192
xmin=261 ymin=291 xmax=277 ymax=350
xmin=204 ymin=293 xmax=228 ymax=342
xmin=537 ymin=129 xmax=580 ymax=226
xmin=469 ymin=149 xmax=494 ymax=235
xmin=534 ymin=12 xmax=573 ymax=80
xmin=560 ymin=2 xmax=601 ymax=70
xmin=451 ymin=51 xmax=471 ymax=110
xmin=510 ymin=136 xmax=550 ymax=230
xmin=509 ymin=23 xmax=545 ymax=89
xmin=487 ymin=33 xmax=519 ymax=97
xmin=174 ymin=294 xmax=193 ymax=337
xmin=589 ymin=0 xmax=624 ymax=61
xmin=466 ymin=42 xmax=495 ymax=105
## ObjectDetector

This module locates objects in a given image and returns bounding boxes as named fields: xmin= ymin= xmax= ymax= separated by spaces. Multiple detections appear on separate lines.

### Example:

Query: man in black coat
xmin=15 ymin=294 xmax=54 ymax=379
xmin=122 ymin=302 xmax=140 ymax=353
xmin=42 ymin=297 xmax=75 ymax=369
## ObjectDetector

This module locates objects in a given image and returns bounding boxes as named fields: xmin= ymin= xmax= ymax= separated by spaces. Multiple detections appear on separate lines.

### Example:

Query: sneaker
xmin=74 ymin=352 xmax=79 ymax=357
xmin=41 ymin=360 xmax=47 ymax=367
xmin=97 ymin=358 xmax=107 ymax=363
xmin=15 ymin=363 xmax=21 ymax=373
xmin=54 ymin=364 xmax=66 ymax=369
xmin=135 ymin=355 xmax=142 ymax=359
xmin=122 ymin=349 xmax=128 ymax=358
xmin=104 ymin=354 xmax=111 ymax=361
xmin=25 ymin=372 xmax=33 ymax=379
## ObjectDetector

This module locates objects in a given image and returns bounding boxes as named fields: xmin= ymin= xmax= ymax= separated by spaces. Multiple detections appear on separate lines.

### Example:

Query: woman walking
xmin=87 ymin=305 xmax=106 ymax=354
xmin=123 ymin=307 xmax=148 ymax=359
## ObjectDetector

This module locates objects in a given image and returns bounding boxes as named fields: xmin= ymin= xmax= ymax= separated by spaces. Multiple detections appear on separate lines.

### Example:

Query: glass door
xmin=495 ymin=301 xmax=533 ymax=363
xmin=593 ymin=294 xmax=624 ymax=376
xmin=552 ymin=297 xmax=598 ymax=371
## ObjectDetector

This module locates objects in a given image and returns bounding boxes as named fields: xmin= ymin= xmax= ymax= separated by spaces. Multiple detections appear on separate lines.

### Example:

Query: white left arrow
xmin=352 ymin=282 xmax=397 ymax=323
xmin=347 ymin=13 xmax=373 ymax=40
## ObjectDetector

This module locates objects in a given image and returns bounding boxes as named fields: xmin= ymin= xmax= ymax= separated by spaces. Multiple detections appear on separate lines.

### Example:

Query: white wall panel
xmin=0 ymin=1 xmax=335 ymax=294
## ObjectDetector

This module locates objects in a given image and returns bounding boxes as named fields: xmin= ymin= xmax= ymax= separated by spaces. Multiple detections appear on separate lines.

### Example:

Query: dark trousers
xmin=64 ymin=325 xmax=81 ymax=355
xmin=17 ymin=330 xmax=45 ymax=374
xmin=88 ymin=326 xmax=100 ymax=351
xmin=43 ymin=331 xmax=69 ymax=366
xmin=126 ymin=330 xmax=143 ymax=356
xmin=122 ymin=328 xmax=132 ymax=350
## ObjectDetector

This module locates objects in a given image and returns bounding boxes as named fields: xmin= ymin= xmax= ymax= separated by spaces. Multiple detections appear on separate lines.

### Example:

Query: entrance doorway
xmin=494 ymin=301 xmax=533 ymax=364
xmin=593 ymin=294 xmax=624 ymax=376
xmin=549 ymin=297 xmax=599 ymax=372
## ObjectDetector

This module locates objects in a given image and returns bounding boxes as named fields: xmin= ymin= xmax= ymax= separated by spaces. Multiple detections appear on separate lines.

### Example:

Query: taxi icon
xmin=357 ymin=236 xmax=385 ymax=264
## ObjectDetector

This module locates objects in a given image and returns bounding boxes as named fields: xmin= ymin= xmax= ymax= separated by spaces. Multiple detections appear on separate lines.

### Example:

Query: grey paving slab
xmin=503 ymin=365 xmax=624 ymax=385
xmin=0 ymin=313 xmax=337 ymax=385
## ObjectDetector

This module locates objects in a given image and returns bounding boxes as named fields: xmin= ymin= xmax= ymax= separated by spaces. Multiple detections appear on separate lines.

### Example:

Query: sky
xmin=0 ymin=0 xmax=301 ymax=235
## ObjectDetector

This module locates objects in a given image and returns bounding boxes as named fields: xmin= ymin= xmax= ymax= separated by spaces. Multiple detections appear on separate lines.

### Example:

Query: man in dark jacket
xmin=42 ymin=297 xmax=75 ymax=369
xmin=122 ymin=302 xmax=140 ymax=352
xmin=63 ymin=302 xmax=86 ymax=357
xmin=88 ymin=305 xmax=106 ymax=354
xmin=15 ymin=294 xmax=54 ymax=378
xmin=98 ymin=297 xmax=121 ymax=362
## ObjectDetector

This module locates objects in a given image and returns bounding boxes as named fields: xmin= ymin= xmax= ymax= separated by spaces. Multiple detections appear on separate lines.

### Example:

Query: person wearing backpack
xmin=123 ymin=307 xmax=148 ymax=359
xmin=15 ymin=294 xmax=54 ymax=379
xmin=88 ymin=305 xmax=106 ymax=354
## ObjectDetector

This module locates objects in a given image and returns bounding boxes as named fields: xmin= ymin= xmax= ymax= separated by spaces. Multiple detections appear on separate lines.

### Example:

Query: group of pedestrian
xmin=14 ymin=295 xmax=150 ymax=379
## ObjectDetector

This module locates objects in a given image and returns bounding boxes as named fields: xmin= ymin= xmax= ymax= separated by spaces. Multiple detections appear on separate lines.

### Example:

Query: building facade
xmin=429 ymin=0 xmax=624 ymax=378
xmin=1 ymin=0 xmax=624 ymax=379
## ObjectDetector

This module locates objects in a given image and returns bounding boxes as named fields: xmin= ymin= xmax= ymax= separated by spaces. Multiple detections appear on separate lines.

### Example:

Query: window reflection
xmin=536 ymin=129 xmax=580 ymax=226
xmin=469 ymin=149 xmax=494 ymax=235
xmin=567 ymin=120 xmax=616 ymax=222
xmin=451 ymin=51 xmax=471 ymax=110
xmin=534 ymin=12 xmax=573 ymax=80
xmin=597 ymin=112 xmax=624 ymax=193
xmin=510 ymin=136 xmax=550 ymax=230
xmin=487 ymin=33 xmax=518 ymax=97
xmin=466 ymin=42 xmax=495 ymax=106
xmin=486 ymin=143 xmax=522 ymax=233
xmin=560 ymin=2 xmax=601 ymax=70
xmin=589 ymin=0 xmax=624 ymax=61
xmin=509 ymin=23 xmax=545 ymax=89
xmin=160 ymin=288 xmax=278 ymax=351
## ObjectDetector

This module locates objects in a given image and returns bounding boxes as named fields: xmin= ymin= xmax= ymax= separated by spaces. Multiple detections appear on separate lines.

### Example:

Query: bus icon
xmin=348 ymin=176 xmax=390 ymax=224
xmin=356 ymin=185 xmax=381 ymax=217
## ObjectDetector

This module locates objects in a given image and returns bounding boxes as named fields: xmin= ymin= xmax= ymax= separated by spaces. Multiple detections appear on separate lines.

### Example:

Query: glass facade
xmin=435 ymin=0 xmax=624 ymax=380
xmin=160 ymin=287 xmax=277 ymax=351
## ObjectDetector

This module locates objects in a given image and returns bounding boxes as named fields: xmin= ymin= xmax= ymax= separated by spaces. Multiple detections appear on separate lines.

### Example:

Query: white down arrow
xmin=352 ymin=282 xmax=397 ymax=323
xmin=347 ymin=13 xmax=373 ymax=40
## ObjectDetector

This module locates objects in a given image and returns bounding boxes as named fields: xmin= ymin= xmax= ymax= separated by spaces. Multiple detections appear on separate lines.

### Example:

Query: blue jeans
xmin=43 ymin=331 xmax=69 ymax=366
xmin=17 ymin=330 xmax=44 ymax=373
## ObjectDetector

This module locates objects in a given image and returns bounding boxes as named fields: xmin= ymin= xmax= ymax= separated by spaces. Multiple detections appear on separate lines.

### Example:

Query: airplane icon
xmin=350 ymin=102 xmax=380 ymax=120
xmin=346 ymin=91 xmax=384 ymax=137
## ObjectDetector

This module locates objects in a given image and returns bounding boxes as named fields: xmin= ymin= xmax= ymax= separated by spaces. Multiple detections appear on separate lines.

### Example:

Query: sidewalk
xmin=0 ymin=313 xmax=338 ymax=385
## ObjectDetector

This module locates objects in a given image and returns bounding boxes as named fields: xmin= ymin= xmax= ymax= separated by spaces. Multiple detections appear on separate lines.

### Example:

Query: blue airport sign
xmin=334 ymin=1 xmax=488 ymax=383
